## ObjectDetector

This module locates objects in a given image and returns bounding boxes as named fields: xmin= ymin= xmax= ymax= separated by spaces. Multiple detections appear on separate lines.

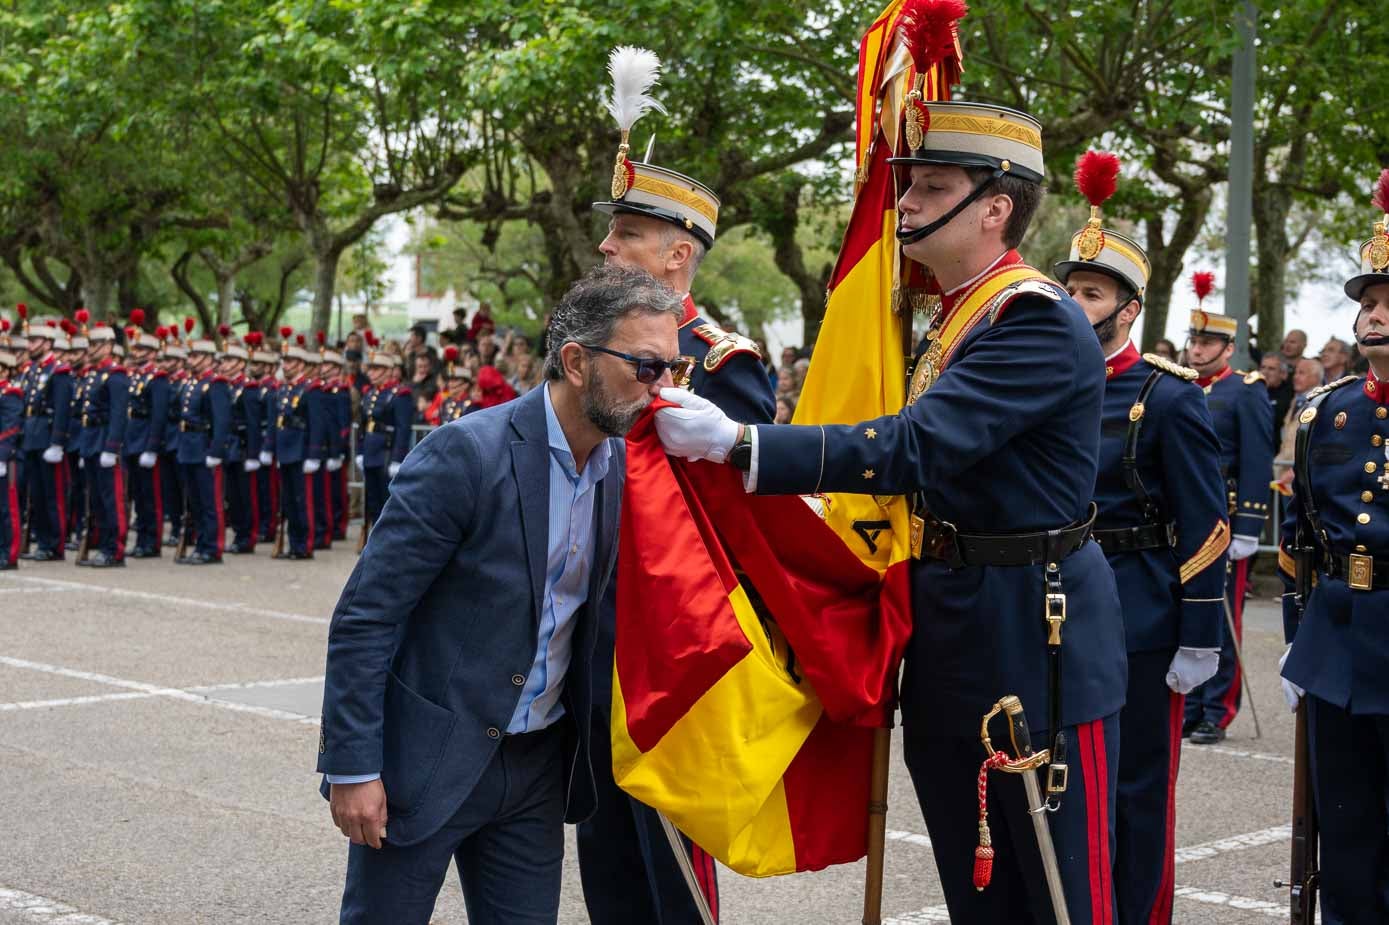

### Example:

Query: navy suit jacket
xmin=317 ymin=385 xmax=624 ymax=846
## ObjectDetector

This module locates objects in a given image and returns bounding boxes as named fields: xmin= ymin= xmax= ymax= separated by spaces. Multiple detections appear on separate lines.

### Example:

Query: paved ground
xmin=0 ymin=546 xmax=1300 ymax=924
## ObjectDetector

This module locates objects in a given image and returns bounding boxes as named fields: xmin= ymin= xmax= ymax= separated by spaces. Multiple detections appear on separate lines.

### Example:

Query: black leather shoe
xmin=84 ymin=552 xmax=125 ymax=568
xmin=163 ymin=536 xmax=180 ymax=548
xmin=1188 ymin=721 xmax=1226 ymax=745
xmin=21 ymin=549 xmax=62 ymax=562
xmin=272 ymin=550 xmax=313 ymax=560
xmin=175 ymin=553 xmax=222 ymax=565
xmin=75 ymin=555 xmax=91 ymax=566
xmin=65 ymin=539 xmax=80 ymax=552
xmin=128 ymin=547 xmax=160 ymax=559
xmin=0 ymin=561 xmax=16 ymax=570
xmin=228 ymin=544 xmax=256 ymax=555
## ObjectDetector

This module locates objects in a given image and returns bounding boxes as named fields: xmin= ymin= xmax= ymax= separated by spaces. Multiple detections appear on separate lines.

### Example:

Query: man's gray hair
xmin=544 ymin=265 xmax=685 ymax=381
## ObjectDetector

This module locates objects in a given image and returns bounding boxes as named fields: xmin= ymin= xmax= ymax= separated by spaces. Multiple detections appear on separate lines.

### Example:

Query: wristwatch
xmin=729 ymin=427 xmax=754 ymax=471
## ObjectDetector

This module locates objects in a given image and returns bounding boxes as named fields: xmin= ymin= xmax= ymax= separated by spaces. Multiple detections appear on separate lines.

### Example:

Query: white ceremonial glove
xmin=326 ymin=457 xmax=342 ymax=472
xmin=138 ymin=451 xmax=157 ymax=469
xmin=42 ymin=444 xmax=63 ymax=464
xmin=244 ymin=459 xmax=261 ymax=473
xmin=355 ymin=454 xmax=364 ymax=472
xmin=258 ymin=450 xmax=273 ymax=466
xmin=1279 ymin=645 xmax=1305 ymax=713
xmin=303 ymin=458 xmax=321 ymax=474
xmin=99 ymin=451 xmax=117 ymax=469
xmin=0 ymin=461 xmax=7 ymax=478
xmin=388 ymin=462 xmax=401 ymax=479
xmin=77 ymin=457 xmax=85 ymax=469
xmin=1229 ymin=534 xmax=1259 ymax=561
xmin=205 ymin=456 xmax=222 ymax=469
xmin=654 ymin=387 xmax=740 ymax=463
xmin=1165 ymin=647 xmax=1220 ymax=694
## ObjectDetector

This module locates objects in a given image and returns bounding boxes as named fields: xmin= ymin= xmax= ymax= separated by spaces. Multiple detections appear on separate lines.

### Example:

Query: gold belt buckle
xmin=909 ymin=513 xmax=925 ymax=560
xmin=1348 ymin=553 xmax=1374 ymax=591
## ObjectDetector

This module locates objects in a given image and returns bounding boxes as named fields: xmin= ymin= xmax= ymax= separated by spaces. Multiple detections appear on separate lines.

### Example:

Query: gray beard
xmin=582 ymin=367 xmax=650 ymax=437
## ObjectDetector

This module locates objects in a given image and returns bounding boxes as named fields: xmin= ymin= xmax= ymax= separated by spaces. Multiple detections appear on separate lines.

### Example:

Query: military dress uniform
xmin=76 ymin=346 xmax=130 ymax=566
xmin=65 ymin=353 xmax=95 ymax=548
xmin=270 ymin=359 xmax=325 ymax=559
xmin=256 ymin=369 xmax=280 ymax=544
xmin=1184 ymin=311 xmax=1276 ymax=735
xmin=332 ymin=367 xmax=352 ymax=541
xmin=162 ymin=356 xmax=191 ymax=548
xmin=437 ymin=391 xmax=475 ymax=422
xmin=124 ymin=335 xmax=171 ymax=557
xmin=0 ymin=353 xmax=23 ymax=569
xmin=730 ymin=104 xmax=1125 ymax=924
xmin=227 ymin=356 xmax=265 ymax=554
xmin=311 ymin=357 xmax=348 ymax=551
xmin=175 ymin=347 xmax=232 ymax=563
xmin=357 ymin=361 xmax=412 ymax=539
xmin=19 ymin=325 xmax=74 ymax=560
xmin=1278 ymin=214 xmax=1389 ymax=924
xmin=1053 ymin=172 xmax=1231 ymax=922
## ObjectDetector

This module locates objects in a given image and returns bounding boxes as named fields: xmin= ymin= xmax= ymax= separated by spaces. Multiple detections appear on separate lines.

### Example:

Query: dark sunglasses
xmin=581 ymin=344 xmax=694 ymax=385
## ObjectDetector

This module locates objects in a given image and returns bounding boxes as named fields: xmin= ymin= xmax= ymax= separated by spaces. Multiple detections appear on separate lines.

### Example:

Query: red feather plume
xmin=184 ymin=317 xmax=196 ymax=334
xmin=15 ymin=303 xmax=26 ymax=319
xmin=295 ymin=334 xmax=306 ymax=346
xmin=1373 ymin=168 xmax=1389 ymax=215
xmin=315 ymin=331 xmax=326 ymax=346
xmin=1192 ymin=271 xmax=1215 ymax=304
xmin=155 ymin=325 xmax=167 ymax=338
xmin=246 ymin=331 xmax=262 ymax=347
xmin=365 ymin=332 xmax=377 ymax=348
xmin=94 ymin=321 xmax=108 ymax=329
xmin=279 ymin=325 xmax=293 ymax=339
xmin=1074 ymin=151 xmax=1120 ymax=208
xmin=60 ymin=319 xmax=75 ymax=334
xmin=443 ymin=346 xmax=459 ymax=362
xmin=130 ymin=308 xmax=146 ymax=326
xmin=124 ymin=326 xmax=137 ymax=339
xmin=898 ymin=0 xmax=968 ymax=73
xmin=74 ymin=308 xmax=90 ymax=325
xmin=1 ymin=319 xmax=10 ymax=332
xmin=216 ymin=323 xmax=229 ymax=337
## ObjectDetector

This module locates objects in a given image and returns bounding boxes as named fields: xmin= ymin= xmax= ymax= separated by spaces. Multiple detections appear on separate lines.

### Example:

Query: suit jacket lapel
xmin=510 ymin=389 xmax=549 ymax=625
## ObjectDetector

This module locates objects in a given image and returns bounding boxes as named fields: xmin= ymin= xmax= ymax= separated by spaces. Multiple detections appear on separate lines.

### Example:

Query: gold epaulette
xmin=692 ymin=322 xmax=762 ymax=372
xmin=1241 ymin=369 xmax=1264 ymax=385
xmin=986 ymin=279 xmax=1062 ymax=325
xmin=1142 ymin=353 xmax=1198 ymax=381
xmin=1306 ymin=375 xmax=1359 ymax=400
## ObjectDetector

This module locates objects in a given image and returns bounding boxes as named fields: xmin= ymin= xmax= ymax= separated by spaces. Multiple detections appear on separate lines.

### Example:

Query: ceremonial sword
xmin=1223 ymin=565 xmax=1263 ymax=739
xmin=656 ymin=811 xmax=716 ymax=925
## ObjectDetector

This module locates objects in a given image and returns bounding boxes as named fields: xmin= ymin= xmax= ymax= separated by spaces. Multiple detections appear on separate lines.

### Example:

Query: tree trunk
xmin=80 ymin=267 xmax=117 ymax=322
xmin=217 ymin=275 xmax=236 ymax=327
xmin=310 ymin=246 xmax=343 ymax=335
xmin=1139 ymin=185 xmax=1213 ymax=352
xmin=760 ymin=180 xmax=830 ymax=349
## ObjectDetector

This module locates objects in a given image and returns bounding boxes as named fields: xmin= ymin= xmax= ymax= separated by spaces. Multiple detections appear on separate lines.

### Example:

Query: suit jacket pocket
xmin=381 ymin=671 xmax=457 ymax=816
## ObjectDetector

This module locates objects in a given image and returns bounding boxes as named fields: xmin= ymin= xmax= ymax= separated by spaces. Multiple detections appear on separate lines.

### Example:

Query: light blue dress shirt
xmin=326 ymin=383 xmax=610 ymax=785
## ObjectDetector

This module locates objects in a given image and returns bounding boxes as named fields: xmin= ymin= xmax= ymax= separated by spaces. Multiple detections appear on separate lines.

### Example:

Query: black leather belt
xmin=1325 ymin=552 xmax=1389 ymax=591
xmin=1092 ymin=522 xmax=1175 ymax=554
xmin=919 ymin=504 xmax=1098 ymax=569
xmin=179 ymin=422 xmax=209 ymax=432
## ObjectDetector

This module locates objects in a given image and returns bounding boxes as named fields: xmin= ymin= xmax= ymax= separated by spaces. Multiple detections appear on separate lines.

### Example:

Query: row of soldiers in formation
xmin=0 ymin=310 xmax=481 ymax=569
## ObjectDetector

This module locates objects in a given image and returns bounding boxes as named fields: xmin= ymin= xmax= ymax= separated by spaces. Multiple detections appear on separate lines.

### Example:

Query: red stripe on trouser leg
xmin=1218 ymin=559 xmax=1249 ymax=728
xmin=303 ymin=468 xmax=314 ymax=554
xmin=1150 ymin=693 xmax=1183 ymax=925
xmin=247 ymin=470 xmax=259 ymax=549
xmin=5 ymin=470 xmax=19 ymax=564
xmin=113 ymin=462 xmax=128 ymax=560
xmin=213 ymin=466 xmax=225 ymax=556
xmin=1080 ymin=720 xmax=1115 ymax=924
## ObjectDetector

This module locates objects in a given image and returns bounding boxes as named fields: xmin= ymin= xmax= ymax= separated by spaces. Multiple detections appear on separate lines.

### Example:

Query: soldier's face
xmin=599 ymin=214 xmax=675 ymax=283
xmin=1356 ymin=282 xmax=1389 ymax=362
xmin=366 ymin=365 xmax=388 ymax=387
xmin=283 ymin=358 xmax=304 ymax=379
xmin=1185 ymin=334 xmax=1233 ymax=373
xmin=897 ymin=165 xmax=1001 ymax=271
xmin=27 ymin=336 xmax=51 ymax=358
xmin=1064 ymin=270 xmax=1124 ymax=325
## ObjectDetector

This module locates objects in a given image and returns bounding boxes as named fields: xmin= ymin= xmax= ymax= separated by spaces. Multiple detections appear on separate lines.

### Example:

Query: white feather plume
xmin=605 ymin=46 xmax=666 ymax=133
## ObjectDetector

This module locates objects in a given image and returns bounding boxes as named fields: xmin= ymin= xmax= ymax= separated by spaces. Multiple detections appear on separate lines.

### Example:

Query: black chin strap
xmin=896 ymin=169 xmax=1004 ymax=245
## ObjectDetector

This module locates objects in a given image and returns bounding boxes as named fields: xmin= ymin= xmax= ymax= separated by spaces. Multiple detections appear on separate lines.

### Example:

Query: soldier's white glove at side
xmin=1229 ymin=534 xmax=1259 ymax=561
xmin=326 ymin=457 xmax=342 ymax=472
xmin=1165 ymin=646 xmax=1220 ymax=694
xmin=99 ymin=451 xmax=117 ymax=468
xmin=355 ymin=455 xmax=364 ymax=472
xmin=303 ymin=458 xmax=321 ymax=474
xmin=244 ymin=459 xmax=261 ymax=472
xmin=0 ymin=461 xmax=6 ymax=478
xmin=1279 ymin=645 xmax=1304 ymax=712
xmin=388 ymin=462 xmax=401 ymax=478
xmin=42 ymin=444 xmax=63 ymax=464
xmin=654 ymin=388 xmax=740 ymax=464
xmin=138 ymin=451 xmax=157 ymax=468
xmin=258 ymin=450 xmax=273 ymax=466
xmin=205 ymin=456 xmax=222 ymax=468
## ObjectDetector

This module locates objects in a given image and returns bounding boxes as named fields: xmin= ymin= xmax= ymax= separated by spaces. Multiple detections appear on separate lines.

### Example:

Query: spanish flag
xmin=612 ymin=0 xmax=965 ymax=877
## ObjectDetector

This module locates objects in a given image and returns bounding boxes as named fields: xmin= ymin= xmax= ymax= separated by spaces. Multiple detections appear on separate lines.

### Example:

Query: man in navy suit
xmin=318 ymin=265 xmax=686 ymax=925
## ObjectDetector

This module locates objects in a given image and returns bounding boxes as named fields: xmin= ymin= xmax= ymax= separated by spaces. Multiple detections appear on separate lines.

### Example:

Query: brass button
xmin=1364 ymin=491 xmax=1376 ymax=503
xmin=1375 ymin=435 xmax=1385 ymax=447
xmin=511 ymin=674 xmax=525 ymax=686
xmin=1358 ymin=512 xmax=1371 ymax=525
xmin=1379 ymin=407 xmax=1388 ymax=419
xmin=1367 ymin=461 xmax=1379 ymax=474
xmin=486 ymin=727 xmax=500 ymax=739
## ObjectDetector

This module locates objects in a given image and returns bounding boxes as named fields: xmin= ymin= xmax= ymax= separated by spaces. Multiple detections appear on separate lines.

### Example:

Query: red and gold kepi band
xmin=1055 ymin=151 xmax=1150 ymax=296
xmin=1187 ymin=272 xmax=1236 ymax=338
xmin=1345 ymin=168 xmax=1389 ymax=301
xmin=888 ymin=100 xmax=1044 ymax=184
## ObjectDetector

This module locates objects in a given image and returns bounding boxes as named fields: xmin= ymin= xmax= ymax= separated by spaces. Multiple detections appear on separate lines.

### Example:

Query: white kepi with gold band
xmin=1054 ymin=150 xmax=1150 ymax=299
xmin=1346 ymin=168 xmax=1389 ymax=301
xmin=592 ymin=46 xmax=720 ymax=249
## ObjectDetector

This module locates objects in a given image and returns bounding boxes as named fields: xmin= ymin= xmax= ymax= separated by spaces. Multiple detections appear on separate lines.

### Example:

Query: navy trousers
xmin=181 ymin=462 xmax=224 ymax=559
xmin=227 ymin=463 xmax=259 ymax=550
xmin=0 ymin=464 xmax=19 ymax=566
xmin=339 ymin=724 xmax=567 ymax=925
xmin=1186 ymin=558 xmax=1247 ymax=729
xmin=65 ymin=451 xmax=84 ymax=540
xmin=23 ymin=450 xmax=66 ymax=556
xmin=127 ymin=456 xmax=164 ymax=553
xmin=256 ymin=465 xmax=275 ymax=543
xmin=1307 ymin=695 xmax=1389 ymax=924
xmin=1115 ymin=650 xmax=1184 ymax=924
xmin=903 ymin=713 xmax=1120 ymax=925
xmin=313 ymin=467 xmax=334 ymax=549
xmin=162 ymin=451 xmax=184 ymax=542
xmin=577 ymin=708 xmax=719 ymax=924
xmin=84 ymin=457 xmax=128 ymax=560
xmin=363 ymin=466 xmax=389 ymax=531
xmin=279 ymin=462 xmax=312 ymax=555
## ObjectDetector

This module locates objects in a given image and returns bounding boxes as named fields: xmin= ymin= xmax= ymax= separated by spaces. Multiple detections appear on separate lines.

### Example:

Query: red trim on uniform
xmin=1079 ymin=720 xmax=1114 ymax=925
xmin=679 ymin=293 xmax=699 ymax=328
xmin=151 ymin=460 xmax=164 ymax=545
xmin=112 ymin=461 xmax=128 ymax=560
xmin=1365 ymin=367 xmax=1389 ymax=405
xmin=4 ymin=467 xmax=19 ymax=565
xmin=1105 ymin=342 xmax=1142 ymax=380
xmin=1217 ymin=559 xmax=1249 ymax=729
xmin=1194 ymin=364 xmax=1234 ymax=389
xmin=303 ymin=466 xmax=315 ymax=555
xmin=319 ymin=469 xmax=333 ymax=549
xmin=212 ymin=465 xmax=225 ymax=557
xmin=1150 ymin=691 xmax=1184 ymax=925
